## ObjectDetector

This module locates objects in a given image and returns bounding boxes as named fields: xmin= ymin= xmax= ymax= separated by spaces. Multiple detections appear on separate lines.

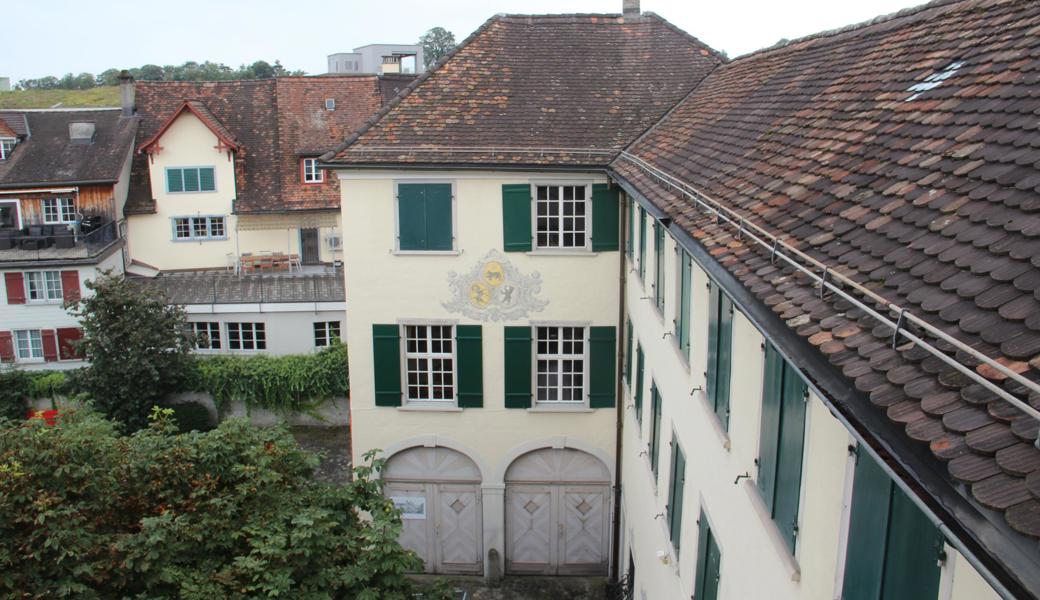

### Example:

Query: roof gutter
xmin=0 ymin=179 xmax=115 ymax=190
xmin=319 ymin=161 xmax=608 ymax=173
xmin=611 ymin=170 xmax=1037 ymax=600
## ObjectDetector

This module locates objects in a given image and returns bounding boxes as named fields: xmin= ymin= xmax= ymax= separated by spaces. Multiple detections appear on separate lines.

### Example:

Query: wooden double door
xmin=505 ymin=483 xmax=610 ymax=576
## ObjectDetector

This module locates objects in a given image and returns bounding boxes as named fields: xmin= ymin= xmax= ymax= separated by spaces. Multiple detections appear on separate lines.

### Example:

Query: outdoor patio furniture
xmin=54 ymin=233 xmax=76 ymax=249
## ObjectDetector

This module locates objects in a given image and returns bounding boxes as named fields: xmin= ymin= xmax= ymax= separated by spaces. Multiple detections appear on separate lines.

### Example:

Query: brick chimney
xmin=119 ymin=70 xmax=135 ymax=117
xmin=623 ymin=0 xmax=639 ymax=15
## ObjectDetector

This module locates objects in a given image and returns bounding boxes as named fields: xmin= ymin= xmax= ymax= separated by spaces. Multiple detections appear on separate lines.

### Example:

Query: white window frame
xmin=191 ymin=321 xmax=221 ymax=351
xmin=42 ymin=198 xmax=76 ymax=224
xmin=14 ymin=329 xmax=44 ymax=361
xmin=24 ymin=270 xmax=63 ymax=303
xmin=532 ymin=182 xmax=591 ymax=251
xmin=0 ymin=138 xmax=15 ymax=160
xmin=0 ymin=200 xmax=20 ymax=230
xmin=534 ymin=323 xmax=589 ymax=405
xmin=400 ymin=322 xmax=457 ymax=404
xmin=313 ymin=321 xmax=341 ymax=347
xmin=172 ymin=216 xmax=227 ymax=241
xmin=302 ymin=158 xmax=324 ymax=183
xmin=226 ymin=322 xmax=266 ymax=351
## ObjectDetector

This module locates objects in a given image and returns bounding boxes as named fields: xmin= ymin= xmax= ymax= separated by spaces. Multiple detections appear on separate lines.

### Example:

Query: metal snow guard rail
xmin=340 ymin=146 xmax=617 ymax=160
xmin=615 ymin=150 xmax=1040 ymax=430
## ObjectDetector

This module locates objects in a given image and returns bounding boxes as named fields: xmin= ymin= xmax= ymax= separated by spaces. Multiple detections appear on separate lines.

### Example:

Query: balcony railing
xmin=0 ymin=219 xmax=124 ymax=264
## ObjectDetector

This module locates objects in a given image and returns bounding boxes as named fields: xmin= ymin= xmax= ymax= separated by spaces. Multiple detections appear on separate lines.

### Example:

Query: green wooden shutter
xmin=635 ymin=344 xmax=645 ymax=423
xmin=456 ymin=325 xmax=483 ymax=408
xmin=504 ymin=326 xmax=532 ymax=408
xmin=167 ymin=168 xmax=183 ymax=193
xmin=706 ymin=281 xmax=720 ymax=415
xmin=654 ymin=221 xmax=666 ymax=311
xmin=199 ymin=167 xmax=215 ymax=191
xmin=397 ymin=184 xmax=427 ymax=250
xmin=842 ymin=449 xmax=942 ymax=600
xmin=694 ymin=510 xmax=721 ymax=600
xmin=425 ymin=183 xmax=453 ymax=251
xmin=757 ymin=343 xmax=783 ymax=509
xmin=773 ymin=361 xmax=807 ymax=552
xmin=650 ymin=383 xmax=662 ymax=479
xmin=183 ymin=167 xmax=200 ymax=192
xmin=678 ymin=251 xmax=692 ymax=358
xmin=624 ymin=319 xmax=633 ymax=386
xmin=591 ymin=183 xmax=620 ymax=251
xmin=502 ymin=184 xmax=532 ymax=252
xmin=626 ymin=197 xmax=635 ymax=258
xmin=372 ymin=324 xmax=402 ymax=406
xmin=638 ymin=207 xmax=647 ymax=279
xmin=715 ymin=293 xmax=733 ymax=428
xmin=588 ymin=326 xmax=616 ymax=408
xmin=668 ymin=438 xmax=686 ymax=552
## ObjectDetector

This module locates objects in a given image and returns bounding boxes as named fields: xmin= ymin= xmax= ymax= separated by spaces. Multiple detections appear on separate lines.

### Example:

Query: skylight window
xmin=906 ymin=61 xmax=965 ymax=101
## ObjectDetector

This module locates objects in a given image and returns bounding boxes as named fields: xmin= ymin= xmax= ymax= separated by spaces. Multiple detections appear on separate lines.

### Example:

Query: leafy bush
xmin=0 ymin=371 xmax=30 ymax=421
xmin=0 ymin=408 xmax=448 ymax=599
xmin=193 ymin=341 xmax=348 ymax=414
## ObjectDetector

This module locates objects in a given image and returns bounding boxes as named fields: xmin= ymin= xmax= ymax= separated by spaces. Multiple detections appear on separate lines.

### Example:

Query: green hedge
xmin=192 ymin=341 xmax=348 ymax=413
xmin=0 ymin=342 xmax=348 ymax=417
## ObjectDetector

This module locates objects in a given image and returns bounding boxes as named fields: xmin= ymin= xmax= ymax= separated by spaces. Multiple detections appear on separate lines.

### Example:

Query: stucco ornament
xmin=443 ymin=250 xmax=548 ymax=321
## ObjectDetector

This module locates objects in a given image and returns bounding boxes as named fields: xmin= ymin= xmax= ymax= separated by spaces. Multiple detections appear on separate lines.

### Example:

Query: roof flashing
xmin=906 ymin=60 xmax=965 ymax=101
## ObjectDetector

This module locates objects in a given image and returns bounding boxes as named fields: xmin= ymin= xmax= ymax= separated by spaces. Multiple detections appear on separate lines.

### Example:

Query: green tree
xmin=134 ymin=64 xmax=165 ymax=81
xmin=419 ymin=27 xmax=456 ymax=69
xmin=248 ymin=60 xmax=275 ymax=79
xmin=68 ymin=273 xmax=195 ymax=431
xmin=0 ymin=408 xmax=450 ymax=599
xmin=96 ymin=68 xmax=123 ymax=86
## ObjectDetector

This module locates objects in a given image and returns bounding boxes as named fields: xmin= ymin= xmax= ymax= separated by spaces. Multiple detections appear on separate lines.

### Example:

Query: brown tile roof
xmin=0 ymin=109 xmax=137 ymax=188
xmin=611 ymin=0 xmax=1040 ymax=577
xmin=323 ymin=13 xmax=724 ymax=167
xmin=125 ymin=76 xmax=386 ymax=215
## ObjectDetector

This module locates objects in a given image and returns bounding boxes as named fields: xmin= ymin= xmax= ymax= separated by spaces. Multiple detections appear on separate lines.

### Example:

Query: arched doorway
xmin=504 ymin=447 xmax=611 ymax=576
xmin=383 ymin=446 xmax=483 ymax=574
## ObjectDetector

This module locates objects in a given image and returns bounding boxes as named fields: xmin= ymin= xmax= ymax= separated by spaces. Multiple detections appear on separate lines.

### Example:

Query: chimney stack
xmin=623 ymin=0 xmax=639 ymax=16
xmin=119 ymin=70 xmax=135 ymax=117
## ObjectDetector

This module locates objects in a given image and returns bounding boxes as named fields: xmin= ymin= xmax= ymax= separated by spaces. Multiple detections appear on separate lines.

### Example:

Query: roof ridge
xmin=320 ymin=13 xmax=504 ymax=161
xmin=732 ymin=0 xmax=998 ymax=61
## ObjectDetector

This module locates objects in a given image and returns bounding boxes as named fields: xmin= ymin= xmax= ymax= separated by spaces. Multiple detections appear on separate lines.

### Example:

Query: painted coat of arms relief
xmin=443 ymin=250 xmax=548 ymax=321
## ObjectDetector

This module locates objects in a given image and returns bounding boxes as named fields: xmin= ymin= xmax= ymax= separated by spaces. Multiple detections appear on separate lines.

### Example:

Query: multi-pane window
xmin=227 ymin=322 xmax=266 ymax=351
xmin=536 ymin=325 xmax=585 ymax=402
xmin=314 ymin=321 xmax=341 ymax=347
xmin=1 ymin=138 xmax=17 ymax=160
xmin=43 ymin=198 xmax=76 ymax=223
xmin=404 ymin=324 xmax=454 ymax=401
xmin=302 ymin=158 xmax=324 ymax=183
xmin=25 ymin=271 xmax=62 ymax=302
xmin=173 ymin=216 xmax=226 ymax=241
xmin=192 ymin=322 xmax=221 ymax=350
xmin=166 ymin=167 xmax=216 ymax=193
xmin=14 ymin=330 xmax=43 ymax=360
xmin=653 ymin=221 xmax=665 ymax=311
xmin=535 ymin=184 xmax=587 ymax=249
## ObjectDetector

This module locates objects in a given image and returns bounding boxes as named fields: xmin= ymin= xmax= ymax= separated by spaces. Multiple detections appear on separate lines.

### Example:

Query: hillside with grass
xmin=0 ymin=86 xmax=120 ymax=109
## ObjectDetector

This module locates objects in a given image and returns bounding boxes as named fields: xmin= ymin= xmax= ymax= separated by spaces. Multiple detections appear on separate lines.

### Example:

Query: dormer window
xmin=0 ymin=138 xmax=15 ymax=160
xmin=325 ymin=98 xmax=336 ymax=110
xmin=302 ymin=158 xmax=324 ymax=184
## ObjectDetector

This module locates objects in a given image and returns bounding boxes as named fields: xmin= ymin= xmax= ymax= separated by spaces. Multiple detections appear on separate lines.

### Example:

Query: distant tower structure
xmin=327 ymin=45 xmax=424 ymax=75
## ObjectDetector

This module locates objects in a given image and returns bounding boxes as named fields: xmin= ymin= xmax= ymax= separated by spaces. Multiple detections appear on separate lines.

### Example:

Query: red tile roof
xmin=323 ymin=13 xmax=724 ymax=167
xmin=126 ymin=76 xmax=387 ymax=215
xmin=612 ymin=0 xmax=1040 ymax=566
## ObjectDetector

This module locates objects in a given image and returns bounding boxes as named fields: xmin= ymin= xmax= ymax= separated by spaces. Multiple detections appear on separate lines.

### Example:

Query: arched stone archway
xmin=384 ymin=446 xmax=483 ymax=574
xmin=504 ymin=447 xmax=611 ymax=576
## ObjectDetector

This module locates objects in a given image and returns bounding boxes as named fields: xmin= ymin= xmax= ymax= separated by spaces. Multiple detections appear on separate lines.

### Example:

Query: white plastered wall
xmin=184 ymin=306 xmax=344 ymax=356
xmin=339 ymin=169 xmax=620 ymax=575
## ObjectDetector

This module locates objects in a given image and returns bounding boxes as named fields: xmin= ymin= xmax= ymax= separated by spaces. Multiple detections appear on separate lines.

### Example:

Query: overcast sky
xmin=4 ymin=0 xmax=924 ymax=83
